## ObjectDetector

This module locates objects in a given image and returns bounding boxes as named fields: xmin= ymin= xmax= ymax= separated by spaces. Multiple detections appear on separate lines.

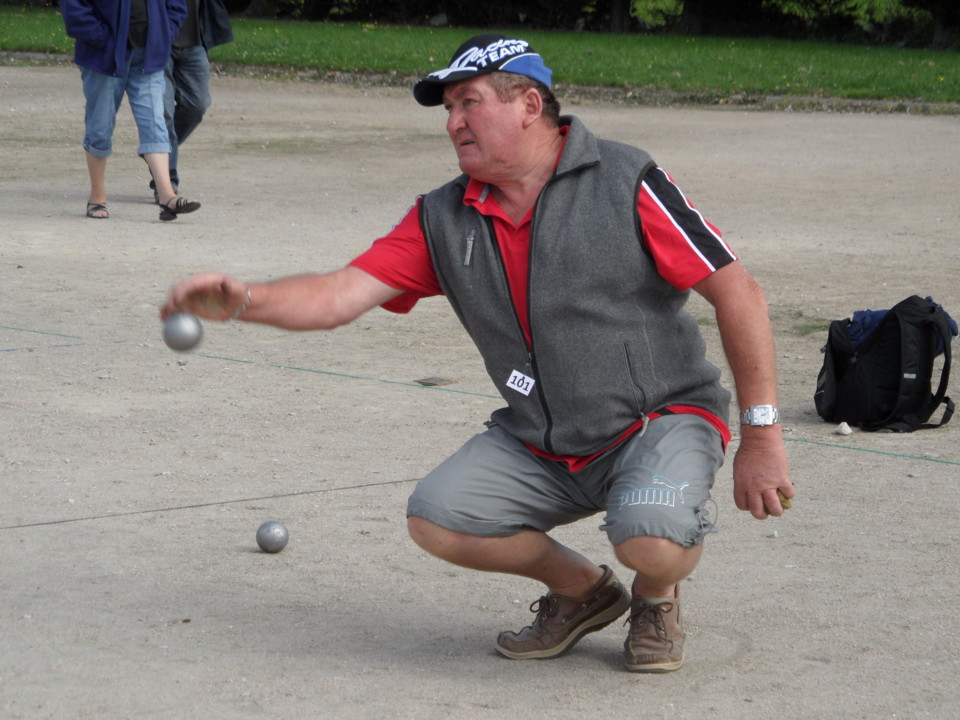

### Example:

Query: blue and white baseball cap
xmin=413 ymin=34 xmax=553 ymax=107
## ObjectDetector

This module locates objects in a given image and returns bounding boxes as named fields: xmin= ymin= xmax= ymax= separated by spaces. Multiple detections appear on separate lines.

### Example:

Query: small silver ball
xmin=163 ymin=312 xmax=203 ymax=352
xmin=256 ymin=520 xmax=289 ymax=553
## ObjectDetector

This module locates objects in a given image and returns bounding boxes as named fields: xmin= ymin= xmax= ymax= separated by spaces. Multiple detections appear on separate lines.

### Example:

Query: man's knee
xmin=407 ymin=515 xmax=503 ymax=567
xmin=614 ymin=535 xmax=703 ymax=577
xmin=407 ymin=515 xmax=464 ymax=557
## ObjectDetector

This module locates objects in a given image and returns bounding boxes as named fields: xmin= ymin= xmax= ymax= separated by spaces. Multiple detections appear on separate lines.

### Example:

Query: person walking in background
xmin=149 ymin=0 xmax=233 ymax=202
xmin=61 ymin=0 xmax=201 ymax=221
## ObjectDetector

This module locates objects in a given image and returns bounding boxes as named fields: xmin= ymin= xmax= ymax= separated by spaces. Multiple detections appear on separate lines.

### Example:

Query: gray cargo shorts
xmin=406 ymin=413 xmax=725 ymax=548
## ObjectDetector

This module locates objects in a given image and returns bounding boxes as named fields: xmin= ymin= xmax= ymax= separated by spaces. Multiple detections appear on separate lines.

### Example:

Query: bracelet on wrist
xmin=231 ymin=287 xmax=252 ymax=320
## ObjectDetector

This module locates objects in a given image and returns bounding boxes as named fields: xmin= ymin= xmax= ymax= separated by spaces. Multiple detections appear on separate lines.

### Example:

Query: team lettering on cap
xmin=429 ymin=38 xmax=532 ymax=80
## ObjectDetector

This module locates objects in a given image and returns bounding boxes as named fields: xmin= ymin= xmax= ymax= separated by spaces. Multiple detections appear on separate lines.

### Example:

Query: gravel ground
xmin=2 ymin=61 xmax=959 ymax=720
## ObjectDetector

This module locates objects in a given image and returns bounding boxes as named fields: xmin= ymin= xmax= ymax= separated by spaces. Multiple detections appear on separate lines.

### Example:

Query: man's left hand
xmin=732 ymin=427 xmax=793 ymax=519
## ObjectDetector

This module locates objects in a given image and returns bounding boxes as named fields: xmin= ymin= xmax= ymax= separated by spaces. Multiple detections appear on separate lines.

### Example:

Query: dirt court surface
xmin=2 ymin=62 xmax=959 ymax=719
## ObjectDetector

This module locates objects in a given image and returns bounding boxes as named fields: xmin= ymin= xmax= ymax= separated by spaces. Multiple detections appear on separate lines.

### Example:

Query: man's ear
xmin=521 ymin=87 xmax=544 ymax=128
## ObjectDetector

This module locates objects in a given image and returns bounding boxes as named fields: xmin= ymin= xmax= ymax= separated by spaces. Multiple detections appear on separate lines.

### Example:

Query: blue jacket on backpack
xmin=60 ymin=0 xmax=187 ymax=77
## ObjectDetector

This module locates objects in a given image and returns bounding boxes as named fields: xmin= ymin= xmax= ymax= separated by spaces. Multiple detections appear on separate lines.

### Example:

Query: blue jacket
xmin=60 ymin=0 xmax=187 ymax=76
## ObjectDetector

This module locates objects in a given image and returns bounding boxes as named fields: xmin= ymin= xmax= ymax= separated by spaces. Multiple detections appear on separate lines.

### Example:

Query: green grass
xmin=794 ymin=321 xmax=831 ymax=337
xmin=3 ymin=6 xmax=958 ymax=103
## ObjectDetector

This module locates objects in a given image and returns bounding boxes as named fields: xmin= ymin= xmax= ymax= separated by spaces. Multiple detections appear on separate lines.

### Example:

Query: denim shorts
xmin=82 ymin=47 xmax=170 ymax=157
xmin=406 ymin=414 xmax=725 ymax=548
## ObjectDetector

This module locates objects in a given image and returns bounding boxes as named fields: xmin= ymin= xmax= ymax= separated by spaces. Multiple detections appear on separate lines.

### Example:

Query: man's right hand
xmin=160 ymin=272 xmax=250 ymax=322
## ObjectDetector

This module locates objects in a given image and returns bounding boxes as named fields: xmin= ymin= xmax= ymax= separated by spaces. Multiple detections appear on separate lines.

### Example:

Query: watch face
xmin=742 ymin=406 xmax=778 ymax=425
xmin=755 ymin=407 xmax=774 ymax=424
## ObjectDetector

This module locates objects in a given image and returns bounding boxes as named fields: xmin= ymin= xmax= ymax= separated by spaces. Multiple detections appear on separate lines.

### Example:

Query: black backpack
xmin=814 ymin=295 xmax=956 ymax=432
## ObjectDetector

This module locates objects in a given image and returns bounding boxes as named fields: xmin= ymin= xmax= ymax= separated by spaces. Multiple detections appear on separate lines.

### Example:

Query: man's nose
xmin=446 ymin=108 xmax=465 ymax=135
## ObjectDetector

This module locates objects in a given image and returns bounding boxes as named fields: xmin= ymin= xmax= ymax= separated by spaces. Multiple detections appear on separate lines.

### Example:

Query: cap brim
xmin=413 ymin=70 xmax=480 ymax=107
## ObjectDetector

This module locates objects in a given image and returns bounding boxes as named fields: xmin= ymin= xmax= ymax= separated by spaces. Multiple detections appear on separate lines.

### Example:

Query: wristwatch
xmin=739 ymin=405 xmax=781 ymax=426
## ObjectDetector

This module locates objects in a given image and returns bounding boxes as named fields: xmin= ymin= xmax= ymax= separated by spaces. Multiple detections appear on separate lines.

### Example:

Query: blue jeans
xmin=82 ymin=47 xmax=170 ymax=158
xmin=162 ymin=45 xmax=212 ymax=187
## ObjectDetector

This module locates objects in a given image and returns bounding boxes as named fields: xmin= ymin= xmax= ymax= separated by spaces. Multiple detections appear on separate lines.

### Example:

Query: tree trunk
xmin=609 ymin=0 xmax=631 ymax=33
xmin=930 ymin=20 xmax=956 ymax=47
xmin=677 ymin=0 xmax=707 ymax=35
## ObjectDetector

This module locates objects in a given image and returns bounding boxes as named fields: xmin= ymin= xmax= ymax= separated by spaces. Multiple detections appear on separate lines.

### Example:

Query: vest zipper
xmin=526 ymin=187 xmax=556 ymax=454
xmin=481 ymin=214 xmax=556 ymax=454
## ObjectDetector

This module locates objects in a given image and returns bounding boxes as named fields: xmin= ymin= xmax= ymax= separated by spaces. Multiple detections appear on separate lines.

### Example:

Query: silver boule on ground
xmin=256 ymin=520 xmax=289 ymax=553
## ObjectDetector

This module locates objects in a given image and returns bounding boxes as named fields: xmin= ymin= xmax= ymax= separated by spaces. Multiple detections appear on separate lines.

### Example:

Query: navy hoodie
xmin=60 ymin=0 xmax=186 ymax=77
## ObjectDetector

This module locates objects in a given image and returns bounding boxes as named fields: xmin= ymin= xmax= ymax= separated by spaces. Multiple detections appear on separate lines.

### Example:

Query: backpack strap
xmin=915 ymin=313 xmax=953 ymax=429
xmin=814 ymin=318 xmax=854 ymax=422
xmin=884 ymin=302 xmax=953 ymax=431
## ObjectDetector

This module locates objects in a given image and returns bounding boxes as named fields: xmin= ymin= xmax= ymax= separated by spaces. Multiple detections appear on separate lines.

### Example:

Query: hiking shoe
xmin=496 ymin=565 xmax=631 ymax=660
xmin=623 ymin=587 xmax=685 ymax=673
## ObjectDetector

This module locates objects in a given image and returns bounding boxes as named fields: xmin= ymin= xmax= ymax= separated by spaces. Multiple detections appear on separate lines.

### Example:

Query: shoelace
xmin=528 ymin=594 xmax=559 ymax=624
xmin=625 ymin=601 xmax=674 ymax=640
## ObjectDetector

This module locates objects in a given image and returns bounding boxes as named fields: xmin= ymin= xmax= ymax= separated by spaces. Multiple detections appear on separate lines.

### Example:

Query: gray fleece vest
xmin=420 ymin=116 xmax=730 ymax=456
